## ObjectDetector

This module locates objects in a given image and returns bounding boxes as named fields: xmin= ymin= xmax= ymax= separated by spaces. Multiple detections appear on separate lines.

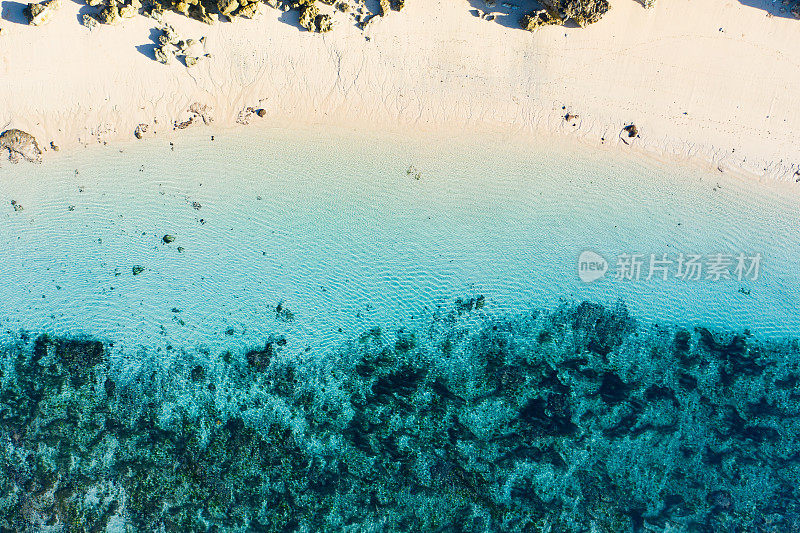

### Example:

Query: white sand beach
xmin=1 ymin=0 xmax=799 ymax=180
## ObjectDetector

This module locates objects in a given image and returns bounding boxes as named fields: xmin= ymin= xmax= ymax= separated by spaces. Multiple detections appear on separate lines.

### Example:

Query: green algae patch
xmin=2 ymin=303 xmax=800 ymax=531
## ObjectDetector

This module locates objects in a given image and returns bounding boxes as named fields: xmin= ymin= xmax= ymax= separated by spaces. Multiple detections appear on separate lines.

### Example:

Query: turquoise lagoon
xmin=1 ymin=127 xmax=799 ymax=531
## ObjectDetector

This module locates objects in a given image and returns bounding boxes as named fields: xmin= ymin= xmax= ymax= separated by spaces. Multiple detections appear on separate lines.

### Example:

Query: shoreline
xmin=2 ymin=0 xmax=800 ymax=183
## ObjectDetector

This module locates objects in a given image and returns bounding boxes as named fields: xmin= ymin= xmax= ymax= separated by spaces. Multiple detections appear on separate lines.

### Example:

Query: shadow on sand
xmin=1 ymin=0 xmax=28 ymax=25
xmin=737 ymin=0 xmax=798 ymax=19
xmin=465 ymin=0 xmax=539 ymax=29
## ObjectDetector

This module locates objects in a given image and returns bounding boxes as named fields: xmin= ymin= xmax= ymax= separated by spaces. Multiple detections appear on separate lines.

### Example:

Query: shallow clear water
xmin=1 ymin=127 xmax=800 ymax=531
xmin=0 ymin=127 xmax=798 ymax=355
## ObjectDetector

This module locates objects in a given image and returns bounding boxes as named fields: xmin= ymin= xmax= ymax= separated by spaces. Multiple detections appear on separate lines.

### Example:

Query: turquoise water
xmin=1 ymin=127 xmax=799 ymax=531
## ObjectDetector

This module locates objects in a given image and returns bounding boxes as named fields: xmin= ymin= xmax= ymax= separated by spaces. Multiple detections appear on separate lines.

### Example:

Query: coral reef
xmin=1 ymin=301 xmax=800 ymax=530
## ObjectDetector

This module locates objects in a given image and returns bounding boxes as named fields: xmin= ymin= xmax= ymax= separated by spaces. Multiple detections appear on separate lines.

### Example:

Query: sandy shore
xmin=1 ymin=0 xmax=799 ymax=181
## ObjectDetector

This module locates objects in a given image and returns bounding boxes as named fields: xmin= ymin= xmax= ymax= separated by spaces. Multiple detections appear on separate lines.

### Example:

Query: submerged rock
xmin=23 ymin=0 xmax=61 ymax=26
xmin=0 ymin=128 xmax=42 ymax=163
xmin=245 ymin=335 xmax=286 ymax=371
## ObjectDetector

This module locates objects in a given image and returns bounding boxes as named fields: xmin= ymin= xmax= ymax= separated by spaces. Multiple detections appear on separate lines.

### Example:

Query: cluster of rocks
xmin=352 ymin=0 xmax=404 ymax=29
xmin=146 ymin=0 xmax=333 ymax=29
xmin=0 ymin=128 xmax=42 ymax=163
xmin=520 ymin=0 xmax=610 ymax=30
xmin=132 ymin=103 xmax=211 ymax=140
xmin=23 ymin=0 xmax=407 ymax=34
xmin=172 ymin=102 xmax=213 ymax=130
xmin=295 ymin=0 xmax=333 ymax=32
xmin=235 ymin=105 xmax=267 ymax=125
xmin=153 ymin=24 xmax=210 ymax=66
xmin=78 ymin=0 xmax=143 ymax=27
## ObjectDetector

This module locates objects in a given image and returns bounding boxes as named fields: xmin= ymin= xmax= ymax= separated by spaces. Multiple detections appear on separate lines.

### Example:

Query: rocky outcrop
xmin=152 ymin=25 xmax=210 ymax=66
xmin=236 ymin=0 xmax=261 ymax=18
xmin=521 ymin=0 xmax=609 ymax=30
xmin=23 ymin=0 xmax=62 ymax=26
xmin=297 ymin=0 xmax=318 ymax=30
xmin=189 ymin=3 xmax=217 ymax=24
xmin=521 ymin=8 xmax=563 ymax=30
xmin=557 ymin=0 xmax=610 ymax=26
xmin=119 ymin=0 xmax=141 ymax=18
xmin=0 ymin=129 xmax=42 ymax=163
xmin=97 ymin=1 xmax=121 ymax=24
xmin=216 ymin=0 xmax=238 ymax=16
xmin=296 ymin=0 xmax=333 ymax=32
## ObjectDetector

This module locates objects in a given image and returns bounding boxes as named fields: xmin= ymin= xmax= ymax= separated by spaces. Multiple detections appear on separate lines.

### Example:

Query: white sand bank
xmin=1 ymin=0 xmax=799 ymax=181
